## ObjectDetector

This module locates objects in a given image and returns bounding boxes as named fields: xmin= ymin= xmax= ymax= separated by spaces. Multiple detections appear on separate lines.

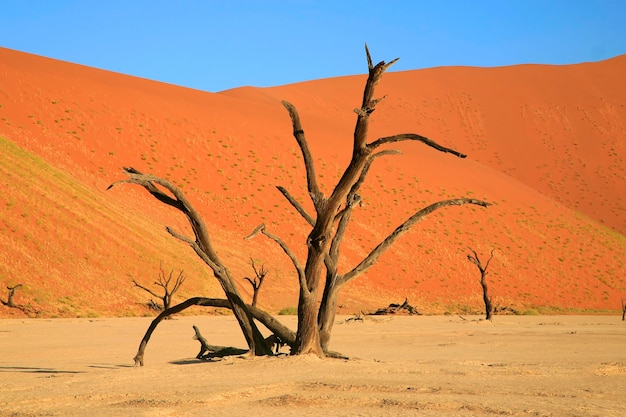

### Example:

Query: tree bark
xmin=295 ymin=288 xmax=324 ymax=356
xmin=482 ymin=279 xmax=493 ymax=320
xmin=318 ymin=275 xmax=341 ymax=352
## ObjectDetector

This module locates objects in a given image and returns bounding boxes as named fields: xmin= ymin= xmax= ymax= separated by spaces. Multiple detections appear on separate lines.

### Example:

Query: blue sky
xmin=1 ymin=1 xmax=625 ymax=92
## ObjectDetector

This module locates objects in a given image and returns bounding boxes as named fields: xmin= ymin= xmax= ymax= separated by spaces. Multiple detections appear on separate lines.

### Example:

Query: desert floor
xmin=1 ymin=314 xmax=625 ymax=416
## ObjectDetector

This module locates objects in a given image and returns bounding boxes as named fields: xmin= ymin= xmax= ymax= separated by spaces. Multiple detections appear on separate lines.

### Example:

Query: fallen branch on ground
xmin=371 ymin=298 xmax=420 ymax=316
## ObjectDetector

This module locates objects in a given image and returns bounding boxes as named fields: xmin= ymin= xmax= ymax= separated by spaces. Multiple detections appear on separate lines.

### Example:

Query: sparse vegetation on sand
xmin=0 ymin=47 xmax=624 ymax=321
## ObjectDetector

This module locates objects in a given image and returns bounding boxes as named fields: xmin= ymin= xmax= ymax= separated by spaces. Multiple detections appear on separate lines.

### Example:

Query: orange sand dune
xmin=0 ymin=47 xmax=624 ymax=318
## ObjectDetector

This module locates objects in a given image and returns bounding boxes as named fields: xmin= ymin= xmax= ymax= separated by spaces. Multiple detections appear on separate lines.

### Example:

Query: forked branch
xmin=276 ymin=185 xmax=315 ymax=226
xmin=467 ymin=247 xmax=496 ymax=320
xmin=131 ymin=265 xmax=186 ymax=313
xmin=245 ymin=224 xmax=307 ymax=292
xmin=331 ymin=150 xmax=401 ymax=258
xmin=368 ymin=133 xmax=467 ymax=158
xmin=340 ymin=198 xmax=491 ymax=285
xmin=244 ymin=258 xmax=268 ymax=307
xmin=281 ymin=101 xmax=325 ymax=212
xmin=467 ymin=247 xmax=495 ymax=276
xmin=108 ymin=167 xmax=220 ymax=262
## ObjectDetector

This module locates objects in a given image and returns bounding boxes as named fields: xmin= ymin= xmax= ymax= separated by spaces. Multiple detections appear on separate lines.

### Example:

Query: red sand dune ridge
xmin=0 ymin=47 xmax=624 ymax=318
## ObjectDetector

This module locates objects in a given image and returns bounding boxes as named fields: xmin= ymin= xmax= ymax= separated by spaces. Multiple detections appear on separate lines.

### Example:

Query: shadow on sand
xmin=0 ymin=366 xmax=84 ymax=374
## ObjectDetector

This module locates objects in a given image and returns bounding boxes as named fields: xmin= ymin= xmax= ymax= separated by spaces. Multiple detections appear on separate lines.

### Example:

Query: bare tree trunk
xmin=622 ymin=299 xmax=625 ymax=321
xmin=295 ymin=265 xmax=324 ymax=356
xmin=318 ymin=275 xmax=341 ymax=352
xmin=482 ymin=279 xmax=493 ymax=321
xmin=467 ymin=248 xmax=495 ymax=320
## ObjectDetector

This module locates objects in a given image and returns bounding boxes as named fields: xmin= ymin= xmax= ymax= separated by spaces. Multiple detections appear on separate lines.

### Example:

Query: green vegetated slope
xmin=0 ymin=136 xmax=219 ymax=317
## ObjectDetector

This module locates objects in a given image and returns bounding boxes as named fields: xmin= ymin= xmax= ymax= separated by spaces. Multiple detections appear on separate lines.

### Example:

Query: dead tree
xmin=1 ymin=284 xmax=23 ymax=309
xmin=131 ymin=264 xmax=186 ymax=313
xmin=248 ymin=45 xmax=491 ymax=355
xmin=108 ymin=169 xmax=272 ymax=359
xmin=467 ymin=247 xmax=495 ymax=320
xmin=622 ymin=299 xmax=625 ymax=321
xmin=2 ymin=284 xmax=23 ymax=308
xmin=243 ymin=258 xmax=268 ymax=307
xmin=0 ymin=284 xmax=35 ymax=315
xmin=111 ymin=45 xmax=490 ymax=363
xmin=132 ymin=297 xmax=295 ymax=366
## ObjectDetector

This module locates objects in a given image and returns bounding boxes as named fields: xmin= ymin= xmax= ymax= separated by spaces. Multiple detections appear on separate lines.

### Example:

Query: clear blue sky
xmin=1 ymin=1 xmax=624 ymax=92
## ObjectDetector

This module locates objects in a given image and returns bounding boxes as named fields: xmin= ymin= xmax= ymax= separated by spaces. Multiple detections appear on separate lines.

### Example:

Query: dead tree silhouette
xmin=131 ymin=264 xmax=186 ymax=313
xmin=467 ymin=247 xmax=495 ymax=320
xmin=109 ymin=45 xmax=490 ymax=364
xmin=243 ymin=258 xmax=268 ymax=307
xmin=1 ymin=284 xmax=23 ymax=309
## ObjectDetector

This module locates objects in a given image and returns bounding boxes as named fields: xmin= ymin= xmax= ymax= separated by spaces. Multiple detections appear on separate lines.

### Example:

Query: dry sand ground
xmin=1 ymin=315 xmax=625 ymax=416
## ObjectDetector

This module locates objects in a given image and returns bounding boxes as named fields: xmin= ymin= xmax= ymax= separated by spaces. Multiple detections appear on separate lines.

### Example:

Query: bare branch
xmin=249 ymin=258 xmax=267 ymax=280
xmin=108 ymin=168 xmax=221 ymax=263
xmin=484 ymin=248 xmax=496 ymax=271
xmin=243 ymin=258 xmax=268 ymax=307
xmin=244 ymin=223 xmax=266 ymax=240
xmin=276 ymin=185 xmax=315 ymax=226
xmin=339 ymin=198 xmax=491 ymax=285
xmin=365 ymin=43 xmax=373 ymax=70
xmin=107 ymin=167 xmax=183 ymax=209
xmin=467 ymin=247 xmax=495 ymax=276
xmin=281 ymin=101 xmax=325 ymax=211
xmin=130 ymin=278 xmax=161 ymax=299
xmin=368 ymin=133 xmax=467 ymax=158
xmin=245 ymin=224 xmax=307 ymax=293
xmin=331 ymin=150 xmax=401 ymax=259
xmin=166 ymin=227 xmax=223 ymax=274
xmin=354 ymin=48 xmax=399 ymax=150
xmin=171 ymin=272 xmax=186 ymax=294
xmin=466 ymin=247 xmax=482 ymax=270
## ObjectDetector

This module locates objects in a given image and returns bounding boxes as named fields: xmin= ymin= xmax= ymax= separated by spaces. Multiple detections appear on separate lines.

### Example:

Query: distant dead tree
xmin=1 ymin=284 xmax=24 ymax=309
xmin=243 ymin=258 xmax=268 ymax=307
xmin=109 ymin=45 xmax=490 ymax=364
xmin=467 ymin=247 xmax=495 ymax=320
xmin=622 ymin=299 xmax=625 ymax=321
xmin=131 ymin=264 xmax=186 ymax=313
